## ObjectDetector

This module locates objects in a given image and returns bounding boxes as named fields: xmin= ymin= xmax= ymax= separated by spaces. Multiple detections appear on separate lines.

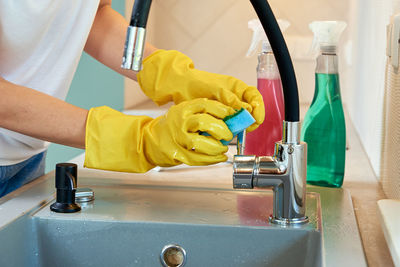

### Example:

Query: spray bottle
xmin=244 ymin=19 xmax=290 ymax=156
xmin=301 ymin=21 xmax=347 ymax=187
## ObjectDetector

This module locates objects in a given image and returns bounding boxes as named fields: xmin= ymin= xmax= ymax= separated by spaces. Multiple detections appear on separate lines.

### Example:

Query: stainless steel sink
xmin=0 ymin=173 xmax=366 ymax=267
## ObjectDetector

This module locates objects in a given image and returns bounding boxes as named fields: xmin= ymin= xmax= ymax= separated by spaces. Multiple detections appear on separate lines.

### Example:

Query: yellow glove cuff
xmin=84 ymin=106 xmax=155 ymax=173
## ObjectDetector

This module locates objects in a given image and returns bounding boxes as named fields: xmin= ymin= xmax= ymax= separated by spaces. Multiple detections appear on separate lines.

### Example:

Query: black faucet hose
xmin=250 ymin=0 xmax=300 ymax=122
xmin=130 ymin=0 xmax=152 ymax=28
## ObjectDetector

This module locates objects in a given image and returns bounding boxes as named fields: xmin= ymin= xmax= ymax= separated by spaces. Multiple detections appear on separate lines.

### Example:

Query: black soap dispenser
xmin=50 ymin=163 xmax=81 ymax=213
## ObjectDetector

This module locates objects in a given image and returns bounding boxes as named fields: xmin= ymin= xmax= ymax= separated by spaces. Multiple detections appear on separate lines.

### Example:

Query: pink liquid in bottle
xmin=245 ymin=78 xmax=284 ymax=156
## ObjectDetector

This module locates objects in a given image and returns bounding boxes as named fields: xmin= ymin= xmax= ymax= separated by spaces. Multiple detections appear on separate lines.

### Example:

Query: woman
xmin=0 ymin=0 xmax=264 ymax=197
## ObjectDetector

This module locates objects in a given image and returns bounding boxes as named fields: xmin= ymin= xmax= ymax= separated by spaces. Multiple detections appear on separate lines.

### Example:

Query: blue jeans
xmin=0 ymin=151 xmax=46 ymax=198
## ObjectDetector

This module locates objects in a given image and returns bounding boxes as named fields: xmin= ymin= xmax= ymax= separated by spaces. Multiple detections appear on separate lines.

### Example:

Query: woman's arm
xmin=0 ymin=1 xmax=154 ymax=151
xmin=84 ymin=0 xmax=157 ymax=81
xmin=0 ymin=77 xmax=87 ymax=149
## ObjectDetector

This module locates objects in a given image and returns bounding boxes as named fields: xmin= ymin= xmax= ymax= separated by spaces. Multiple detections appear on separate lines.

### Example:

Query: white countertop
xmin=378 ymin=199 xmax=400 ymax=267
xmin=65 ymin=102 xmax=395 ymax=266
xmin=0 ymin=101 xmax=393 ymax=266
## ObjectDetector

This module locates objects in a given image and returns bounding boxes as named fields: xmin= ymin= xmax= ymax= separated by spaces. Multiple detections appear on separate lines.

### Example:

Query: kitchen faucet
xmin=234 ymin=122 xmax=308 ymax=224
xmin=122 ymin=0 xmax=308 ymax=225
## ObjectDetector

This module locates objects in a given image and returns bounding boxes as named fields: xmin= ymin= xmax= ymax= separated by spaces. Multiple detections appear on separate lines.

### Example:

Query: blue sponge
xmin=221 ymin=108 xmax=255 ymax=145
xmin=202 ymin=108 xmax=256 ymax=145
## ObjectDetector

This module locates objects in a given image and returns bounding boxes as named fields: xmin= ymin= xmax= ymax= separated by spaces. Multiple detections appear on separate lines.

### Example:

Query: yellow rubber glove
xmin=84 ymin=99 xmax=234 ymax=173
xmin=137 ymin=50 xmax=265 ymax=132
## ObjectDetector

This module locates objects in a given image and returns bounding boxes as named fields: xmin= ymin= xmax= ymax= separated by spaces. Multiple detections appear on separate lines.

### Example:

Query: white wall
xmin=346 ymin=0 xmax=400 ymax=177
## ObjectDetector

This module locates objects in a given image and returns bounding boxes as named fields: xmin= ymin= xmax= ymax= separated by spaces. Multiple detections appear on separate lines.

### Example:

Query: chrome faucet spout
xmin=233 ymin=122 xmax=308 ymax=225
xmin=122 ymin=0 xmax=152 ymax=71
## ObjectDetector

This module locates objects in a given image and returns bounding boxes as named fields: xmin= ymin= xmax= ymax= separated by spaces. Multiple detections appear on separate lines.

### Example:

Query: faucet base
xmin=50 ymin=202 xmax=81 ymax=213
xmin=269 ymin=216 xmax=309 ymax=225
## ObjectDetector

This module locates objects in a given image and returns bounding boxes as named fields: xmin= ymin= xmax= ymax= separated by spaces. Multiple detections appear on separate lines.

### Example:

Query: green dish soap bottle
xmin=301 ymin=21 xmax=347 ymax=188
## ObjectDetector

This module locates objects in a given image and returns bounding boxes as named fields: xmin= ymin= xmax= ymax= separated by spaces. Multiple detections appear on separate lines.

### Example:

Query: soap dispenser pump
xmin=50 ymin=163 xmax=81 ymax=213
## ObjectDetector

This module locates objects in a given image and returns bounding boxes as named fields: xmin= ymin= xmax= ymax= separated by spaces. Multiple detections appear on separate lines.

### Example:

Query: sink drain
xmin=160 ymin=244 xmax=186 ymax=267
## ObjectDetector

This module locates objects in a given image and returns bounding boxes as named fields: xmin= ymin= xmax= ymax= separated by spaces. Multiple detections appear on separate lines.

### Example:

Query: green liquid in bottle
xmin=301 ymin=73 xmax=346 ymax=187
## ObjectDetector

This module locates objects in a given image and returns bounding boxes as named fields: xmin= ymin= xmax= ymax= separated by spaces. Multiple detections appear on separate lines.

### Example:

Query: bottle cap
xmin=309 ymin=21 xmax=347 ymax=54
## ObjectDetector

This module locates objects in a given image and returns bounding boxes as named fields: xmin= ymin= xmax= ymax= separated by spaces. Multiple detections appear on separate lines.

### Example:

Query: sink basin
xmin=0 ymin=171 xmax=366 ymax=267
xmin=35 ymin=185 xmax=322 ymax=267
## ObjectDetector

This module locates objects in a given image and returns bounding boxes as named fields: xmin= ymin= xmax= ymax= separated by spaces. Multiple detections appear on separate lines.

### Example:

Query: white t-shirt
xmin=0 ymin=0 xmax=100 ymax=165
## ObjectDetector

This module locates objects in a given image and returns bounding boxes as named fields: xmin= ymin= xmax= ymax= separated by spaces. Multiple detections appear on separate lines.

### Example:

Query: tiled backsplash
xmin=124 ymin=0 xmax=351 ymax=109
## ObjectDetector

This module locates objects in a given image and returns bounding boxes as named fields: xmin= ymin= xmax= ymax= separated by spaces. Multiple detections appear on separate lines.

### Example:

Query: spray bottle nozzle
xmin=309 ymin=21 xmax=347 ymax=54
xmin=246 ymin=19 xmax=290 ymax=57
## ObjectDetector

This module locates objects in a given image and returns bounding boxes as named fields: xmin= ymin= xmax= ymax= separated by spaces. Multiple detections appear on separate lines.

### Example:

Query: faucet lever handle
xmin=233 ymin=155 xmax=256 ymax=189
